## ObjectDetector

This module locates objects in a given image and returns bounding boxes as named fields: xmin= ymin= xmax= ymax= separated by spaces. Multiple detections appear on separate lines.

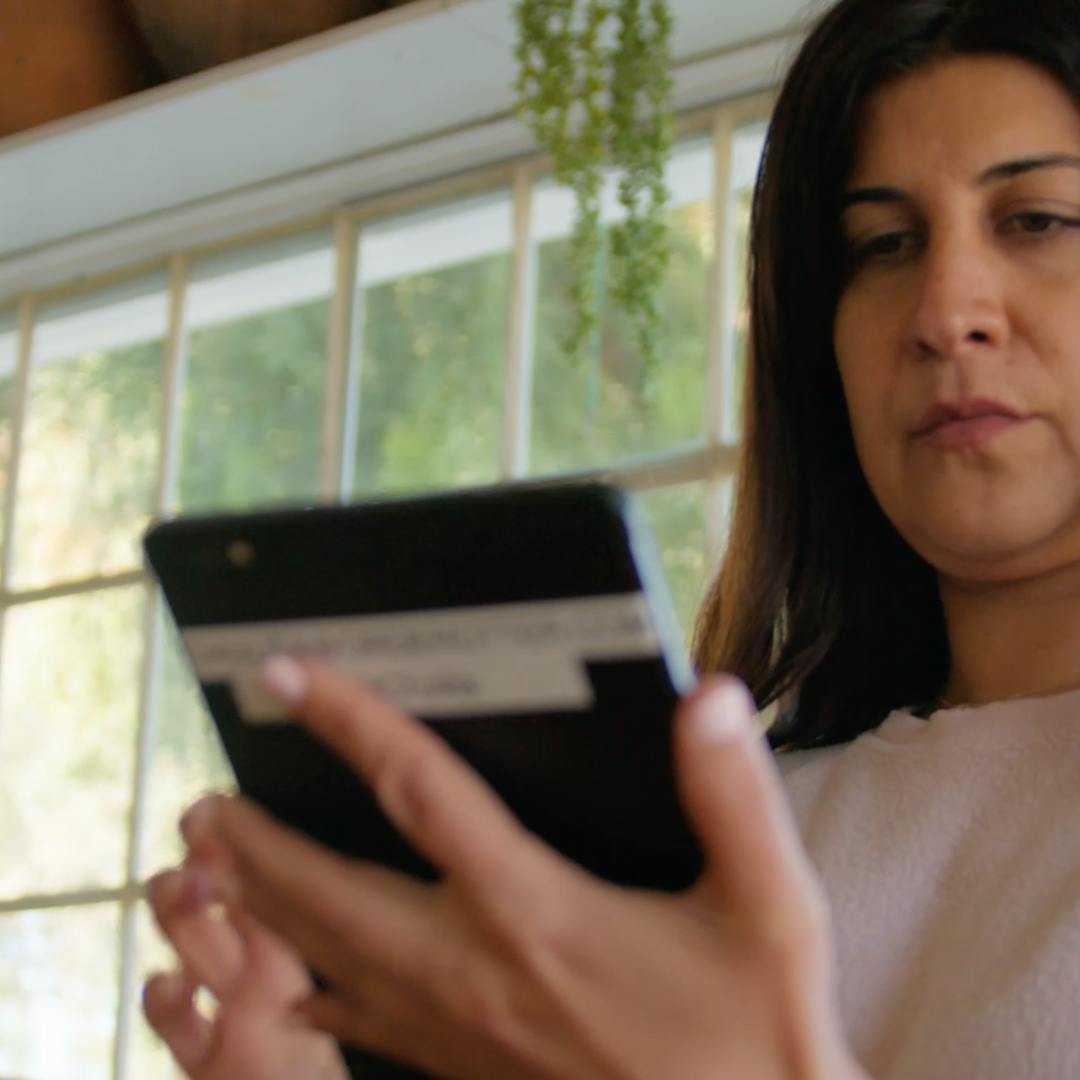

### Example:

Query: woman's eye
xmin=1013 ymin=212 xmax=1057 ymax=233
xmin=848 ymin=231 xmax=919 ymax=268
xmin=1004 ymin=211 xmax=1080 ymax=236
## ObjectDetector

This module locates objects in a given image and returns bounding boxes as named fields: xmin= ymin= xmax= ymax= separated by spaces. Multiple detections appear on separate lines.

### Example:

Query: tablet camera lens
xmin=226 ymin=539 xmax=256 ymax=569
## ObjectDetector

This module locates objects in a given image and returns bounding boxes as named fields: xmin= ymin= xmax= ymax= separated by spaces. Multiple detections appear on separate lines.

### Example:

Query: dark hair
xmin=692 ymin=0 xmax=1080 ymax=750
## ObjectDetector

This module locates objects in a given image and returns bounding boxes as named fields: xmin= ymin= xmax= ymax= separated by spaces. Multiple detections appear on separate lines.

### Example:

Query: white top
xmin=779 ymin=689 xmax=1080 ymax=1080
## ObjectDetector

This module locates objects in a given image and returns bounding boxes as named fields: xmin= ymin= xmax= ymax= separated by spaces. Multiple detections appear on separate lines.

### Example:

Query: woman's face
xmin=833 ymin=56 xmax=1080 ymax=582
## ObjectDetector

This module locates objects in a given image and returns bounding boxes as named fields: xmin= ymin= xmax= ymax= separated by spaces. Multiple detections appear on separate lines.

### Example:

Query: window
xmin=0 ymin=100 xmax=768 ymax=1080
xmin=530 ymin=138 xmax=714 ymax=472
xmin=179 ymin=232 xmax=334 ymax=513
xmin=352 ymin=192 xmax=513 ymax=495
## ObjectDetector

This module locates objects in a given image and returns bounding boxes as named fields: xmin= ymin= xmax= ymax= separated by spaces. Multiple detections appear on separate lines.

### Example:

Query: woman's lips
xmin=918 ymin=414 xmax=1033 ymax=450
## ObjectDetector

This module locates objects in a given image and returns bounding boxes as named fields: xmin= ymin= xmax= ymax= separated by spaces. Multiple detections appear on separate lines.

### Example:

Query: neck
xmin=940 ymin=560 xmax=1080 ymax=707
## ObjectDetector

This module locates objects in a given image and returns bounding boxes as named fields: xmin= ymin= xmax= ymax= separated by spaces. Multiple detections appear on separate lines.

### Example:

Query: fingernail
xmin=146 ymin=866 xmax=212 ymax=912
xmin=188 ymin=835 xmax=231 ymax=867
xmin=695 ymin=678 xmax=755 ymax=743
xmin=144 ymin=969 xmax=193 ymax=1007
xmin=180 ymin=795 xmax=220 ymax=842
xmin=145 ymin=869 xmax=181 ymax=906
xmin=180 ymin=863 xmax=216 ymax=909
xmin=261 ymin=654 xmax=309 ymax=706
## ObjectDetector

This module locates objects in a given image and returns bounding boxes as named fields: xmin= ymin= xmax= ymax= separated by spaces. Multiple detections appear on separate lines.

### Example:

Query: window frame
xmin=0 ymin=88 xmax=772 ymax=1080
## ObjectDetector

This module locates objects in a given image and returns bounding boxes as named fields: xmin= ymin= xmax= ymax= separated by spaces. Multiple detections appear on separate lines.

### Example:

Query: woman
xmin=144 ymin=0 xmax=1080 ymax=1076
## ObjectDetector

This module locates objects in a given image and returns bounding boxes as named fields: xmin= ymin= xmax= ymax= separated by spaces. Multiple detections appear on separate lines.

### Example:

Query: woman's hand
xmin=143 ymin=848 xmax=348 ymax=1080
xmin=178 ymin=657 xmax=868 ymax=1080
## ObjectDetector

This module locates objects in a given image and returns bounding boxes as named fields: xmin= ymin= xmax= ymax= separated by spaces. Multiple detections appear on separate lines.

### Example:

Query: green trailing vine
xmin=514 ymin=0 xmax=674 ymax=375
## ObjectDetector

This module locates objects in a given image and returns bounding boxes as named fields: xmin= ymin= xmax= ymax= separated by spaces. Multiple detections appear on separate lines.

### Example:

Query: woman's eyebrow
xmin=978 ymin=153 xmax=1080 ymax=182
xmin=841 ymin=154 xmax=1080 ymax=212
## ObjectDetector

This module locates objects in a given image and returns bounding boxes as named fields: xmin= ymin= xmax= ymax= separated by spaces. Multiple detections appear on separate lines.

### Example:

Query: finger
xmin=146 ymin=866 xmax=245 ymax=998
xmin=227 ymin=908 xmax=315 ymax=1001
xmin=296 ymin=988 xmax=402 ymax=1059
xmin=675 ymin=677 xmax=825 ymax=939
xmin=296 ymin=988 xmax=370 ymax=1046
xmin=259 ymin=654 xmax=558 ymax=894
xmin=236 ymin=865 xmax=420 ymax=996
xmin=142 ymin=970 xmax=212 ymax=1073
xmin=179 ymin=825 xmax=240 ymax=877
xmin=296 ymin=987 xmax=462 ymax=1079
xmin=189 ymin=793 xmax=435 ymax=988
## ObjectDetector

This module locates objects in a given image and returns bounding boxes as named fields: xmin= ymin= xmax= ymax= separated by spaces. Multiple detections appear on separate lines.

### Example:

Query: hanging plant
xmin=514 ymin=0 xmax=675 ymax=374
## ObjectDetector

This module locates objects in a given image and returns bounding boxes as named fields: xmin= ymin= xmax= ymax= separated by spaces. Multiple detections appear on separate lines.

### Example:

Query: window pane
xmin=637 ymin=483 xmax=708 ymax=640
xmin=178 ymin=231 xmax=332 ymax=513
xmin=0 ymin=309 xmax=16 ymax=573
xmin=530 ymin=139 xmax=713 ymax=473
xmin=727 ymin=121 xmax=767 ymax=440
xmin=0 ymin=587 xmax=144 ymax=897
xmin=352 ymin=192 xmax=511 ymax=495
xmin=126 ymin=903 xmax=183 ymax=1080
xmin=140 ymin=611 xmax=233 ymax=876
xmin=0 ymin=903 xmax=119 ymax=1080
xmin=13 ymin=278 xmax=166 ymax=589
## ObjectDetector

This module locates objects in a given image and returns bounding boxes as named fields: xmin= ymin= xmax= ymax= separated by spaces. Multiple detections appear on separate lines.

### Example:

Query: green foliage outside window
xmin=14 ymin=341 xmax=161 ymax=589
xmin=178 ymin=299 xmax=328 ymax=513
xmin=354 ymin=254 xmax=509 ymax=495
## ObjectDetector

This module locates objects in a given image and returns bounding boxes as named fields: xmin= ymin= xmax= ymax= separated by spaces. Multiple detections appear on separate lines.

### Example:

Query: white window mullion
xmin=0 ymin=294 xmax=36 ymax=775
xmin=704 ymin=106 xmax=737 ymax=565
xmin=337 ymin=227 xmax=368 ymax=500
xmin=4 ymin=569 xmax=147 ymax=608
xmin=0 ymin=884 xmax=140 ymax=915
xmin=113 ymin=253 xmax=189 ymax=1080
xmin=502 ymin=166 xmax=539 ymax=480
xmin=321 ymin=212 xmax=360 ymax=501
xmin=1 ymin=296 xmax=38 ymax=596
xmin=156 ymin=255 xmax=192 ymax=519
xmin=112 ymin=591 xmax=169 ymax=1080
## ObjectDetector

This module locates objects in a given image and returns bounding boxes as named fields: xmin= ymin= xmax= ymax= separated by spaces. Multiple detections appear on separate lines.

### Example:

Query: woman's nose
xmin=909 ymin=230 xmax=1009 ymax=360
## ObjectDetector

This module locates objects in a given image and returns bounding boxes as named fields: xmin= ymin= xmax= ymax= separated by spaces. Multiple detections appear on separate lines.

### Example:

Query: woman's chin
xmin=901 ymin=507 xmax=1080 ymax=583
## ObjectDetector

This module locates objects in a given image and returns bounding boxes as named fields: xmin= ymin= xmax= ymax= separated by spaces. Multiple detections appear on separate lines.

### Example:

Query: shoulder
xmin=773 ymin=742 xmax=850 ymax=807
xmin=769 ymin=709 xmax=921 ymax=825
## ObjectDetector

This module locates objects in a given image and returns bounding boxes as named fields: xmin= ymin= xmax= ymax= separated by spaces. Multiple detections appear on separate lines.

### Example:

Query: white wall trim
xmin=0 ymin=24 xmax=798 ymax=303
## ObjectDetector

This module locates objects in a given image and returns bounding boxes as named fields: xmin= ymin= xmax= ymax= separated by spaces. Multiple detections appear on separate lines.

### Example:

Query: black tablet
xmin=144 ymin=481 xmax=702 ymax=1076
